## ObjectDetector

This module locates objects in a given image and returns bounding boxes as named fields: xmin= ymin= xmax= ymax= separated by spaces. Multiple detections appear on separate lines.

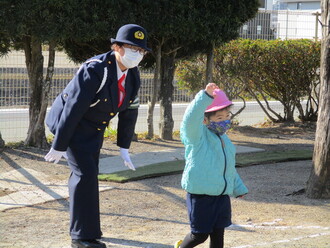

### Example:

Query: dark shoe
xmin=71 ymin=239 xmax=106 ymax=248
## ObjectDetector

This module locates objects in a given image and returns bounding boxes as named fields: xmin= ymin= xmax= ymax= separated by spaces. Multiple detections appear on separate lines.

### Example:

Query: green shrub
xmin=104 ymin=126 xmax=117 ymax=140
xmin=176 ymin=39 xmax=321 ymax=122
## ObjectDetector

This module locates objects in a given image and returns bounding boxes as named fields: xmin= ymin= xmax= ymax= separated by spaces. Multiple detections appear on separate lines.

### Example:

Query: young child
xmin=175 ymin=83 xmax=248 ymax=248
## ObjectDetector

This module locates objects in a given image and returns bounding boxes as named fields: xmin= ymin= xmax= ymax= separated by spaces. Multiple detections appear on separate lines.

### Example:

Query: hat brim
xmin=205 ymin=102 xmax=233 ymax=113
xmin=110 ymin=38 xmax=152 ymax=52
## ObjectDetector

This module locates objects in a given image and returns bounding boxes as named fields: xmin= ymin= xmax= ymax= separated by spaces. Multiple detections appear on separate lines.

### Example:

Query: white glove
xmin=44 ymin=147 xmax=68 ymax=164
xmin=119 ymin=148 xmax=136 ymax=171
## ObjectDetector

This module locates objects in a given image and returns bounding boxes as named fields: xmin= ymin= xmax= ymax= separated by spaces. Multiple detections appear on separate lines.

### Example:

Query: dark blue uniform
xmin=46 ymin=51 xmax=140 ymax=239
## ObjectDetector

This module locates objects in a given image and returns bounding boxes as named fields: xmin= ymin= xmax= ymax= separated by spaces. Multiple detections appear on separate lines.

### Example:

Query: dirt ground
xmin=1 ymin=123 xmax=330 ymax=248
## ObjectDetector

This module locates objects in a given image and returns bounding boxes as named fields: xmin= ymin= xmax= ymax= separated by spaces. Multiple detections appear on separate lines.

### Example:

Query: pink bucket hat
xmin=205 ymin=89 xmax=232 ymax=113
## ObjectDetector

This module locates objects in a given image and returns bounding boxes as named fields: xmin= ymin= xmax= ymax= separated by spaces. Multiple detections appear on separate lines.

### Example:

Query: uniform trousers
xmin=67 ymin=146 xmax=102 ymax=240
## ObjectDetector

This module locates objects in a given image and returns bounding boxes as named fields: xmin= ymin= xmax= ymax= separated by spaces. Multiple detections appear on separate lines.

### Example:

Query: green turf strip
xmin=98 ymin=160 xmax=185 ymax=183
xmin=236 ymin=150 xmax=313 ymax=167
xmin=98 ymin=150 xmax=313 ymax=183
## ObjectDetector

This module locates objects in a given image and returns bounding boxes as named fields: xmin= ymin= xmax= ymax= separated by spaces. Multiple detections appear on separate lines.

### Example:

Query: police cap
xmin=111 ymin=24 xmax=151 ymax=51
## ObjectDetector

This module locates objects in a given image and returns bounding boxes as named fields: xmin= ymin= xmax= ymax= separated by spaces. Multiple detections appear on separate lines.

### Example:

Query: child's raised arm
xmin=180 ymin=83 xmax=219 ymax=143
xmin=205 ymin=83 xmax=219 ymax=97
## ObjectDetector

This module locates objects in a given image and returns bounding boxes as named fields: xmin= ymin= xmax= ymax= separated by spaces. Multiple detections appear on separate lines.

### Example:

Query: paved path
xmin=0 ymin=146 xmax=263 ymax=212
xmin=99 ymin=145 xmax=263 ymax=174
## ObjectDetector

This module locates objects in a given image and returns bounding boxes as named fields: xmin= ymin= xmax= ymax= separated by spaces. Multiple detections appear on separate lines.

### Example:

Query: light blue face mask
xmin=206 ymin=120 xmax=231 ymax=136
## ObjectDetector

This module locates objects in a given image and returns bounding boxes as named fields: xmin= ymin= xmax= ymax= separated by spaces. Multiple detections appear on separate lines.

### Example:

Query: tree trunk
xmin=159 ymin=53 xmax=176 ymax=140
xmin=306 ymin=0 xmax=330 ymax=199
xmin=147 ymin=45 xmax=161 ymax=139
xmin=205 ymin=42 xmax=214 ymax=86
xmin=247 ymin=88 xmax=279 ymax=122
xmin=284 ymin=103 xmax=295 ymax=122
xmin=24 ymin=37 xmax=55 ymax=148
xmin=0 ymin=132 xmax=5 ymax=150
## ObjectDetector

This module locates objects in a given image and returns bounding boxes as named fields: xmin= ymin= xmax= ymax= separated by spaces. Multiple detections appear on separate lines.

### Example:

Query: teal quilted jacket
xmin=180 ymin=90 xmax=248 ymax=197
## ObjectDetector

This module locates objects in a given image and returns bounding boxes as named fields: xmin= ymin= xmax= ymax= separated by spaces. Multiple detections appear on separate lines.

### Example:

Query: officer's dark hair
xmin=114 ymin=42 xmax=124 ymax=47
xmin=111 ymin=42 xmax=124 ymax=50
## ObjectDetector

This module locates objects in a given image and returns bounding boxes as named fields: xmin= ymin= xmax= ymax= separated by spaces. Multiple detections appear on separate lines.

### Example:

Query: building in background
xmin=258 ymin=0 xmax=276 ymax=10
xmin=240 ymin=0 xmax=277 ymax=40
xmin=272 ymin=0 xmax=321 ymax=40
xmin=240 ymin=0 xmax=322 ymax=40
xmin=239 ymin=11 xmax=276 ymax=40
xmin=274 ymin=0 xmax=321 ymax=10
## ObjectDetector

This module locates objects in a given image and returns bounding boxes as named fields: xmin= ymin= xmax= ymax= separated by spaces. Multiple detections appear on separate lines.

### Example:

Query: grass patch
xmin=98 ymin=150 xmax=313 ymax=183
xmin=98 ymin=160 xmax=185 ymax=183
xmin=236 ymin=150 xmax=313 ymax=167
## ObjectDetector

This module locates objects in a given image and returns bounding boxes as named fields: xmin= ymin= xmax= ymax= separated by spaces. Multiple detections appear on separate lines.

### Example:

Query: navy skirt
xmin=186 ymin=193 xmax=232 ymax=233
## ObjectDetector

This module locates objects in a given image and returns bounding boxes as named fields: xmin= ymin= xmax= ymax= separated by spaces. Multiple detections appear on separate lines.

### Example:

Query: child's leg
xmin=209 ymin=228 xmax=224 ymax=248
xmin=180 ymin=232 xmax=209 ymax=248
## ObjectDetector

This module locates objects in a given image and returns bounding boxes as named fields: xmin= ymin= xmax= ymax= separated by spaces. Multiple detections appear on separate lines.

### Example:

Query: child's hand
xmin=236 ymin=194 xmax=247 ymax=198
xmin=205 ymin=83 xmax=219 ymax=96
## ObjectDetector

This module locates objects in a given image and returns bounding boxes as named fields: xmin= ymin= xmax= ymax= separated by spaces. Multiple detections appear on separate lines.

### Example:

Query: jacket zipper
xmin=218 ymin=135 xmax=227 ymax=195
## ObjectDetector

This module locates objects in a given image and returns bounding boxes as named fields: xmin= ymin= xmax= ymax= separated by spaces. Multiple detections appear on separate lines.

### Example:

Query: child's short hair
xmin=204 ymin=105 xmax=232 ymax=119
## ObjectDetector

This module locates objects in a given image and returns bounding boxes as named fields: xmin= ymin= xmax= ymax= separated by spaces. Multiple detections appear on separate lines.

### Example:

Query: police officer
xmin=44 ymin=24 xmax=151 ymax=248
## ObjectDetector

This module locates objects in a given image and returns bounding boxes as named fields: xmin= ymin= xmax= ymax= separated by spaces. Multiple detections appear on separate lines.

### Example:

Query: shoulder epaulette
xmin=83 ymin=59 xmax=108 ymax=94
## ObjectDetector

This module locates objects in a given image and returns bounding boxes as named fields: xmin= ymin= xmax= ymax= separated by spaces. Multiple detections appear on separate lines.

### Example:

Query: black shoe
xmin=71 ymin=239 xmax=106 ymax=248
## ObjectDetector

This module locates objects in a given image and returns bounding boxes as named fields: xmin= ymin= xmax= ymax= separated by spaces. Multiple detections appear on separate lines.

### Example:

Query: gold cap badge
xmin=134 ymin=31 xmax=144 ymax=40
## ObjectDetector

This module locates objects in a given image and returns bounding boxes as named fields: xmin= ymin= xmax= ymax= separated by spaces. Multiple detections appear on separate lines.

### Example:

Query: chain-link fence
xmin=0 ymin=10 xmax=321 ymax=142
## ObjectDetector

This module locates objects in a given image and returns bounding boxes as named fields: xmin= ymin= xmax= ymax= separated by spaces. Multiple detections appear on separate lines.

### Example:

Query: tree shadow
xmin=103 ymin=237 xmax=173 ymax=248
xmin=3 ymin=146 xmax=68 ymax=166
xmin=0 ymin=150 xmax=69 ymax=209
xmin=232 ymin=139 xmax=314 ymax=152
xmin=101 ymin=211 xmax=187 ymax=226
xmin=231 ymin=124 xmax=316 ymax=141
xmin=133 ymin=138 xmax=183 ymax=150
xmin=1 ymin=139 xmax=328 ymax=211
xmin=134 ymin=160 xmax=329 ymax=208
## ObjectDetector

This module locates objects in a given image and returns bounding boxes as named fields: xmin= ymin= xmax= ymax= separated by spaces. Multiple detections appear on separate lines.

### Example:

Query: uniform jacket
xmin=180 ymin=90 xmax=248 ymax=197
xmin=46 ymin=51 xmax=140 ymax=152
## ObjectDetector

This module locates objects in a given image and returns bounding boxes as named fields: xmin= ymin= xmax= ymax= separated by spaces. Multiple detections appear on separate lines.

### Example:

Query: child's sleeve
xmin=180 ymin=90 xmax=213 ymax=143
xmin=233 ymin=173 xmax=249 ymax=197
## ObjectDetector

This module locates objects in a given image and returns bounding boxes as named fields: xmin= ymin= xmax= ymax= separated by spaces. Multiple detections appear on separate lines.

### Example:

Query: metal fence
xmin=0 ymin=52 xmax=194 ymax=107
xmin=0 ymin=10 xmax=321 ymax=142
xmin=0 ymin=50 xmax=195 ymax=142
xmin=239 ymin=10 xmax=322 ymax=41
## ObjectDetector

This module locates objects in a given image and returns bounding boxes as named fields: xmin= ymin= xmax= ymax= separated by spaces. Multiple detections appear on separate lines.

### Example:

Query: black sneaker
xmin=71 ymin=239 xmax=106 ymax=248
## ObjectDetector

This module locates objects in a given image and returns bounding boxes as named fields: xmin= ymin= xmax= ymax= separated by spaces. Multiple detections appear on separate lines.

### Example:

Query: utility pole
xmin=313 ymin=11 xmax=321 ymax=41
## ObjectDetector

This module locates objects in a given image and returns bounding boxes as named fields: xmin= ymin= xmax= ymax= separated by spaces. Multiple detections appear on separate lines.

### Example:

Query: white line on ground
xmin=230 ymin=224 xmax=330 ymax=231
xmin=232 ymin=232 xmax=330 ymax=248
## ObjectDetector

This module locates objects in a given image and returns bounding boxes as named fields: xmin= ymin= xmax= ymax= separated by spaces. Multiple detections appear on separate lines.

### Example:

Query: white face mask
xmin=120 ymin=47 xmax=143 ymax=68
